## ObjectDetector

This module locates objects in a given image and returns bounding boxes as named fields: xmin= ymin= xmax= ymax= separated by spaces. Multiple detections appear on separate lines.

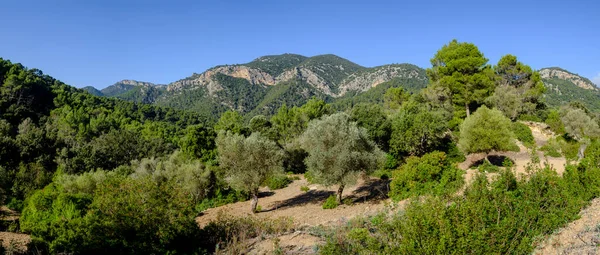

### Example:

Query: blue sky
xmin=0 ymin=0 xmax=598 ymax=89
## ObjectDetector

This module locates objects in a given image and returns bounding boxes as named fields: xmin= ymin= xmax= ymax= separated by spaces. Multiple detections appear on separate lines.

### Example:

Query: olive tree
xmin=216 ymin=131 xmax=284 ymax=213
xmin=560 ymin=106 xmax=600 ymax=140
xmin=300 ymin=113 xmax=383 ymax=204
xmin=459 ymin=106 xmax=516 ymax=161
xmin=389 ymin=103 xmax=449 ymax=158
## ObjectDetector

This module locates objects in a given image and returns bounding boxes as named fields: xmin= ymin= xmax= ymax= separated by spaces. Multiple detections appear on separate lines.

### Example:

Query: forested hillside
xmin=0 ymin=57 xmax=207 ymax=211
xmin=2 ymin=39 xmax=600 ymax=254
xmin=540 ymin=67 xmax=600 ymax=112
xmin=87 ymin=55 xmax=600 ymax=122
xmin=87 ymin=54 xmax=430 ymax=119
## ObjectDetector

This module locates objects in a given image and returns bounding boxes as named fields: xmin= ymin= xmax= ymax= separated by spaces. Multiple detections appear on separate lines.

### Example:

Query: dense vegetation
xmin=3 ymin=38 xmax=600 ymax=254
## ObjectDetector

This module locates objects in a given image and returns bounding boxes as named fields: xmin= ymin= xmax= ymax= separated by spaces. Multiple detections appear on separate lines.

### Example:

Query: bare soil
xmin=534 ymin=198 xmax=600 ymax=255
xmin=0 ymin=206 xmax=29 ymax=253
xmin=247 ymin=232 xmax=323 ymax=255
xmin=196 ymin=176 xmax=392 ymax=229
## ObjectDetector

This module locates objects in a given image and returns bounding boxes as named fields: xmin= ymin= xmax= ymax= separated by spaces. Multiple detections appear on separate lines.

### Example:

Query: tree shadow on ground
xmin=469 ymin=155 xmax=514 ymax=168
xmin=264 ymin=190 xmax=335 ymax=212
xmin=258 ymin=191 xmax=275 ymax=198
xmin=265 ymin=178 xmax=390 ymax=212
xmin=346 ymin=178 xmax=390 ymax=204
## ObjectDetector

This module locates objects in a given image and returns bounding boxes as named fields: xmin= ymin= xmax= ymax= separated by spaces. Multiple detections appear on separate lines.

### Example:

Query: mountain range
xmin=82 ymin=54 xmax=600 ymax=119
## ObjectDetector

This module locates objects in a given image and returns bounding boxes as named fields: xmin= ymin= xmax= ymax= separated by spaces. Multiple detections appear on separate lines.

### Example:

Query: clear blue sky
xmin=1 ymin=0 xmax=598 ymax=89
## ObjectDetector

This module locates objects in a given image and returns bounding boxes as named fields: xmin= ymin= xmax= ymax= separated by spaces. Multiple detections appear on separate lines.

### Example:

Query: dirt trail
xmin=196 ymin=176 xmax=392 ymax=228
xmin=0 ymin=206 xmax=30 ymax=253
xmin=459 ymin=122 xmax=568 ymax=188
xmin=534 ymin=198 xmax=600 ymax=255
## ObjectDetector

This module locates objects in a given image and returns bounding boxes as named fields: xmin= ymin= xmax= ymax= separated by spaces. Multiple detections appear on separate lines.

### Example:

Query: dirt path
xmin=0 ymin=206 xmax=30 ymax=253
xmin=534 ymin=198 xmax=600 ymax=255
xmin=196 ymin=176 xmax=391 ymax=228
xmin=459 ymin=122 xmax=568 ymax=185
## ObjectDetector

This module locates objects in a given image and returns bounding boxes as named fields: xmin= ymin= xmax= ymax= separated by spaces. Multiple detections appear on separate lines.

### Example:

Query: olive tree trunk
xmin=465 ymin=103 xmax=470 ymax=117
xmin=251 ymin=192 xmax=259 ymax=213
xmin=337 ymin=184 xmax=345 ymax=204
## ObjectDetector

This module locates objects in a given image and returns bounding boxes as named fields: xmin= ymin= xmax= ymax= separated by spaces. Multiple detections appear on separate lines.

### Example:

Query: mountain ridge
xmin=84 ymin=53 xmax=600 ymax=117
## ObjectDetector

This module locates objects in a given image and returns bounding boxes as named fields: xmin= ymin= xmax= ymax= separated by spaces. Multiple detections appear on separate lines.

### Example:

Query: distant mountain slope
xmin=134 ymin=54 xmax=428 ymax=118
xmin=245 ymin=54 xmax=308 ymax=76
xmin=540 ymin=67 xmax=600 ymax=111
xmin=539 ymin=68 xmax=597 ymax=91
xmin=89 ymin=57 xmax=429 ymax=117
xmin=82 ymin=86 xmax=103 ymax=96
xmin=99 ymin=80 xmax=166 ymax=104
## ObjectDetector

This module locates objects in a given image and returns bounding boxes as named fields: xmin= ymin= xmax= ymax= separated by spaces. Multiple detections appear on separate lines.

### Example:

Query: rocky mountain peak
xmin=539 ymin=68 xmax=597 ymax=90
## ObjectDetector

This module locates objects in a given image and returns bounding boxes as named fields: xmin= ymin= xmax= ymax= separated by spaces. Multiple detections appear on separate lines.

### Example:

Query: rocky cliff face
xmin=116 ymin=79 xmax=165 ymax=87
xmin=100 ymin=80 xmax=166 ymax=99
xmin=539 ymin=68 xmax=597 ymax=90
xmin=167 ymin=65 xmax=338 ymax=96
xmin=337 ymin=64 xmax=427 ymax=96
xmin=166 ymin=58 xmax=425 ymax=98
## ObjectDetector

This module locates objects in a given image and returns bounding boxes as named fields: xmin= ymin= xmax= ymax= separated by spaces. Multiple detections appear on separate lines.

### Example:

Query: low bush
xmin=540 ymin=137 xmax=581 ymax=160
xmin=371 ymin=169 xmax=392 ymax=180
xmin=342 ymin=198 xmax=353 ymax=206
xmin=19 ymin=152 xmax=235 ymax=254
xmin=478 ymin=159 xmax=499 ymax=173
xmin=6 ymin=198 xmax=24 ymax=212
xmin=266 ymin=175 xmax=293 ymax=190
xmin=389 ymin=151 xmax=464 ymax=201
xmin=322 ymin=195 xmax=338 ymax=209
xmin=518 ymin=114 xmax=542 ymax=122
xmin=513 ymin=122 xmax=535 ymax=146
xmin=21 ymin=175 xmax=203 ymax=254
xmin=318 ymin=157 xmax=600 ymax=254
xmin=540 ymin=138 xmax=562 ymax=157
xmin=198 ymin=214 xmax=294 ymax=254
xmin=300 ymin=186 xmax=310 ymax=192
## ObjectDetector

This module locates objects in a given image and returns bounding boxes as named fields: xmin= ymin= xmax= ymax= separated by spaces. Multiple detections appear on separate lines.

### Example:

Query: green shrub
xmin=322 ymin=195 xmax=338 ymax=209
xmin=562 ymin=139 xmax=581 ymax=160
xmin=255 ymin=205 xmax=262 ymax=213
xmin=518 ymin=114 xmax=542 ymax=122
xmin=304 ymin=171 xmax=315 ymax=184
xmin=513 ymin=122 xmax=535 ymax=146
xmin=300 ymin=186 xmax=309 ymax=192
xmin=342 ymin=198 xmax=353 ymax=206
xmin=389 ymin=151 xmax=464 ymax=201
xmin=383 ymin=154 xmax=398 ymax=170
xmin=444 ymin=141 xmax=466 ymax=163
xmin=198 ymin=214 xmax=294 ymax=254
xmin=371 ymin=169 xmax=392 ymax=180
xmin=478 ymin=160 xmax=499 ymax=173
xmin=21 ymin=173 xmax=203 ymax=254
xmin=545 ymin=109 xmax=565 ymax=134
xmin=266 ymin=175 xmax=292 ymax=190
xmin=6 ymin=198 xmax=23 ymax=212
xmin=541 ymin=139 xmax=562 ymax=157
xmin=320 ymin=163 xmax=600 ymax=254
xmin=196 ymin=189 xmax=248 ymax=212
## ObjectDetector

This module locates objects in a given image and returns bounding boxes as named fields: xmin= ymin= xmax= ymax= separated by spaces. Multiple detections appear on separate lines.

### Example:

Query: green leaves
xmin=300 ymin=113 xmax=384 ymax=201
xmin=389 ymin=104 xmax=449 ymax=158
xmin=426 ymin=39 xmax=495 ymax=117
xmin=389 ymin=151 xmax=464 ymax=201
xmin=216 ymin=131 xmax=284 ymax=204
xmin=459 ymin=106 xmax=516 ymax=155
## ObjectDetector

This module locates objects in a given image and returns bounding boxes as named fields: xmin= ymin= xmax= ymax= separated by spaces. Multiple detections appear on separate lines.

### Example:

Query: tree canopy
xmin=459 ymin=106 xmax=516 ymax=157
xmin=426 ymin=39 xmax=496 ymax=118
xmin=300 ymin=113 xmax=383 ymax=204
xmin=216 ymin=131 xmax=284 ymax=212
